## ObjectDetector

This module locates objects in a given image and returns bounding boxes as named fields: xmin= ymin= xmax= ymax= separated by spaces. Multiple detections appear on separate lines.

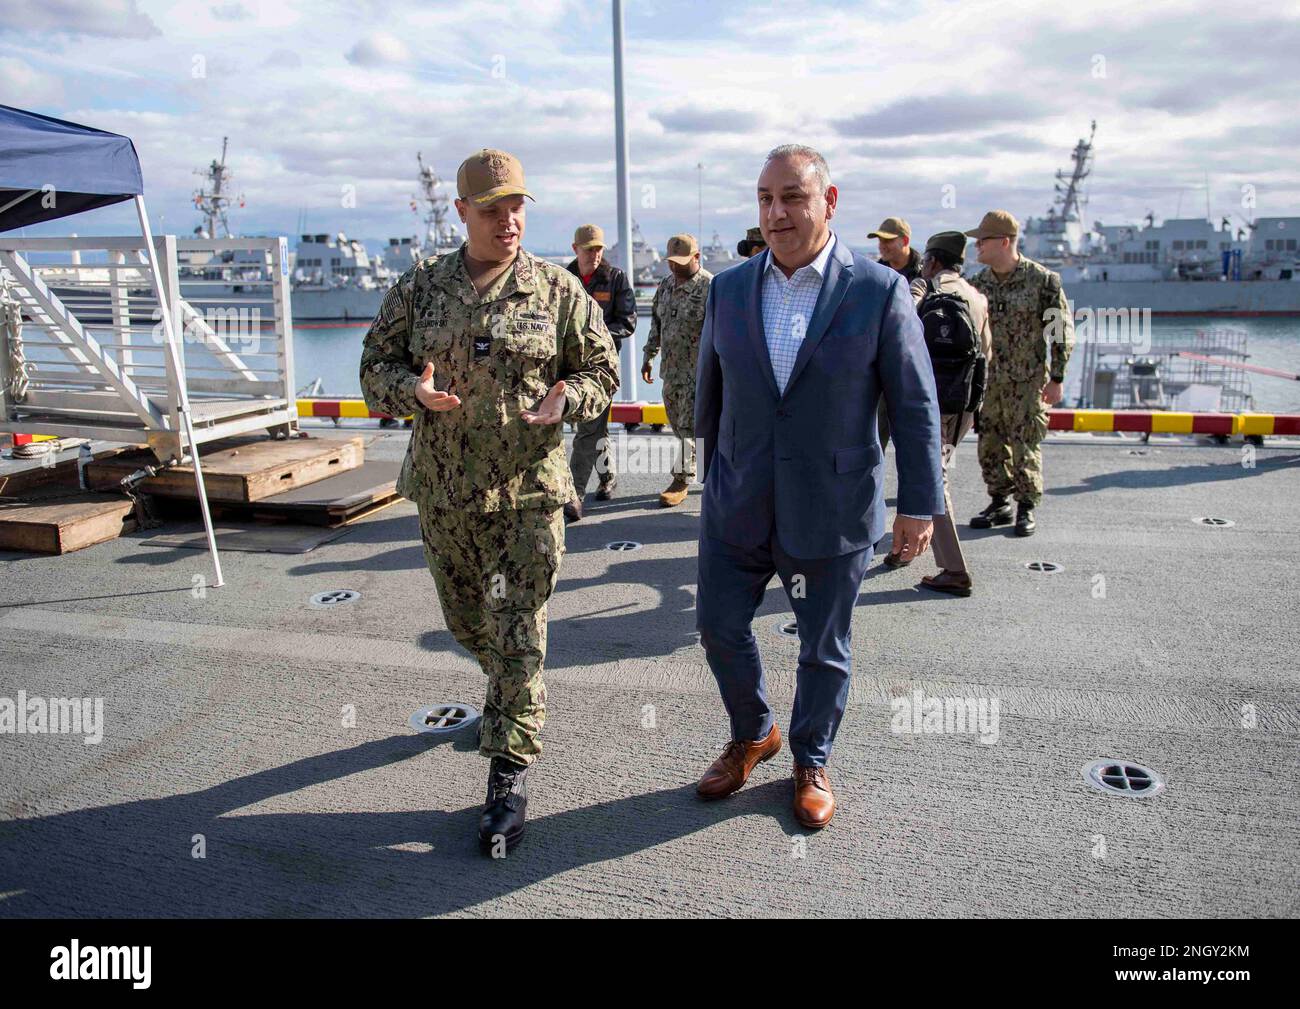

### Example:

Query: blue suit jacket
xmin=694 ymin=234 xmax=945 ymax=559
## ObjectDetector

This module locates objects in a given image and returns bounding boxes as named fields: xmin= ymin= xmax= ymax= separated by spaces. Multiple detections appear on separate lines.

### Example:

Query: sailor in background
xmin=641 ymin=234 xmax=713 ymax=508
xmin=736 ymin=225 xmax=767 ymax=259
xmin=359 ymin=148 xmax=618 ymax=854
xmin=966 ymin=210 xmax=1074 ymax=537
xmin=902 ymin=231 xmax=992 ymax=596
xmin=870 ymin=216 xmax=924 ymax=282
xmin=563 ymin=223 xmax=637 ymax=522
xmin=872 ymin=216 xmax=925 ymax=543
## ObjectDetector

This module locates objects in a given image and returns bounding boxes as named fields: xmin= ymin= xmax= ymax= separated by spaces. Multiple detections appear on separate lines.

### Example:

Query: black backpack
xmin=917 ymin=280 xmax=980 ymax=413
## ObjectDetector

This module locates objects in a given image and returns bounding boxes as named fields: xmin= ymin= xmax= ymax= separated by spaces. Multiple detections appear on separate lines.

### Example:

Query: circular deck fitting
xmin=309 ymin=588 xmax=361 ymax=608
xmin=409 ymin=703 xmax=479 ymax=735
xmin=605 ymin=540 xmax=643 ymax=552
xmin=1081 ymin=759 xmax=1165 ymax=798
xmin=1025 ymin=561 xmax=1063 ymax=573
xmin=1194 ymin=517 xmax=1235 ymax=527
xmin=776 ymin=618 xmax=799 ymax=637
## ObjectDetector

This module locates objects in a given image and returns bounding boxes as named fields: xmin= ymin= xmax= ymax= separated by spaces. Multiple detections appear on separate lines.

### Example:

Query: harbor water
xmin=291 ymin=314 xmax=1300 ymax=414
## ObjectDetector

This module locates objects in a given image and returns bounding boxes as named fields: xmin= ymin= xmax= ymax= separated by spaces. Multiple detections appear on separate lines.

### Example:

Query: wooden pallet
xmin=152 ymin=459 xmax=402 ymax=527
xmin=0 ymin=443 xmax=144 ymax=498
xmin=83 ymin=435 xmax=365 ymax=504
xmin=0 ymin=492 xmax=137 ymax=554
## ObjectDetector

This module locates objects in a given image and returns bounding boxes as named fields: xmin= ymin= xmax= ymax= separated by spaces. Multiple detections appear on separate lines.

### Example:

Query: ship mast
xmin=193 ymin=137 xmax=237 ymax=238
xmin=414 ymin=153 xmax=460 ymax=252
xmin=1053 ymin=120 xmax=1095 ymax=223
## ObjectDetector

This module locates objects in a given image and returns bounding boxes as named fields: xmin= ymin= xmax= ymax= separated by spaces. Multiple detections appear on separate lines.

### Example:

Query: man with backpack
xmin=903 ymin=231 xmax=991 ymax=596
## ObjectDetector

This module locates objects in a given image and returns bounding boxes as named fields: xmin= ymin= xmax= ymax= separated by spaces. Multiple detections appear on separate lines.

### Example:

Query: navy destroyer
xmin=1021 ymin=123 xmax=1299 ymax=316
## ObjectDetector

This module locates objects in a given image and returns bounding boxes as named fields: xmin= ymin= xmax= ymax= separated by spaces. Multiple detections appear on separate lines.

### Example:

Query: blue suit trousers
xmin=696 ymin=524 xmax=874 ymax=767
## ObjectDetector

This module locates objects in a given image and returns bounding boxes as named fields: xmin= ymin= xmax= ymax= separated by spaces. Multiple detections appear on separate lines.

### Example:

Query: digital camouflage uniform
xmin=360 ymin=245 xmax=619 ymax=764
xmin=642 ymin=267 xmax=712 ymax=479
xmin=970 ymin=255 xmax=1074 ymax=507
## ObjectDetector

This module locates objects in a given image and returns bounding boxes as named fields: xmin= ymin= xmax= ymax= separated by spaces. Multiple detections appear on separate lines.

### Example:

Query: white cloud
xmin=1 ymin=0 xmax=1294 ymax=252
xmin=0 ymin=0 xmax=160 ymax=38
xmin=344 ymin=31 xmax=412 ymax=68
xmin=0 ymin=56 xmax=64 ymax=104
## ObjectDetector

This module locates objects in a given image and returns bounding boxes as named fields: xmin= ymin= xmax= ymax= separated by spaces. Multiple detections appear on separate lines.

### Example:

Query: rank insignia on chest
xmin=473 ymin=336 xmax=491 ymax=358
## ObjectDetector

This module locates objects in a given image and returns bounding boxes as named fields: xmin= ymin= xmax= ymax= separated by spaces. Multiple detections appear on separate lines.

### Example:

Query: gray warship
xmin=181 ymin=146 xmax=463 ymax=324
xmin=1021 ymin=123 xmax=1300 ymax=316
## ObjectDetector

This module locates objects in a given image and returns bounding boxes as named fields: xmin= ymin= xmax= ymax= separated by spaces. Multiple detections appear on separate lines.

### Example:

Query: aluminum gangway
xmin=1 ymin=234 xmax=298 ymax=464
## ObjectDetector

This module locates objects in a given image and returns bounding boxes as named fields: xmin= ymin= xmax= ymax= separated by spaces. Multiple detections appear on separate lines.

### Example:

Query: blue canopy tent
xmin=0 ymin=104 xmax=224 ymax=583
xmin=0 ymin=104 xmax=144 ymax=232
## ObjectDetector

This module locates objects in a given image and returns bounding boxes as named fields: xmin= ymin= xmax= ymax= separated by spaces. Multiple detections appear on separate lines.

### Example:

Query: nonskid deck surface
xmin=1 ymin=428 xmax=1297 ymax=918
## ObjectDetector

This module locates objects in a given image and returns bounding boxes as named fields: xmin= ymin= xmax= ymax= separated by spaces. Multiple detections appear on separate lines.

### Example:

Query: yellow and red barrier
xmin=293 ymin=400 xmax=1300 ymax=437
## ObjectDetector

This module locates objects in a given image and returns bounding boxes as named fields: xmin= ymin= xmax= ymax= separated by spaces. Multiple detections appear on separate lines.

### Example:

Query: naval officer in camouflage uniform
xmin=965 ymin=210 xmax=1073 ymax=536
xmin=359 ymin=148 xmax=619 ymax=853
xmin=640 ymin=234 xmax=712 ymax=507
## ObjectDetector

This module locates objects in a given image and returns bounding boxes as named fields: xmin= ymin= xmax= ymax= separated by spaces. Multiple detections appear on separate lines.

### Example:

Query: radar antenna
xmin=193 ymin=137 xmax=241 ymax=238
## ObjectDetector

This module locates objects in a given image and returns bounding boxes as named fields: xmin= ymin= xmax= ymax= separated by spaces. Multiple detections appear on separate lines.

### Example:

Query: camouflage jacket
xmin=970 ymin=255 xmax=1074 ymax=390
xmin=360 ymin=246 xmax=620 ymax=512
xmin=642 ymin=268 xmax=713 ymax=387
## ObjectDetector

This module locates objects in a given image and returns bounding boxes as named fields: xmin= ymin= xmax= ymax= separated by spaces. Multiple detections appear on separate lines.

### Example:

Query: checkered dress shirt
xmin=761 ymin=232 xmax=836 ymax=395
xmin=760 ymin=232 xmax=930 ymax=521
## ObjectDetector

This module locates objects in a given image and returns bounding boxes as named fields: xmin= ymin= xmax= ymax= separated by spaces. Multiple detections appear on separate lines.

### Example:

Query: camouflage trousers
xmin=416 ymin=503 xmax=565 ymax=765
xmin=569 ymin=402 xmax=614 ymax=497
xmin=976 ymin=379 xmax=1050 ymax=507
xmin=663 ymin=378 xmax=696 ymax=480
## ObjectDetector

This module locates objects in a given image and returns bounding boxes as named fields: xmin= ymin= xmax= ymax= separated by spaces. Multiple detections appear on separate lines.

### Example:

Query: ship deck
xmin=1 ymin=426 xmax=1297 ymax=918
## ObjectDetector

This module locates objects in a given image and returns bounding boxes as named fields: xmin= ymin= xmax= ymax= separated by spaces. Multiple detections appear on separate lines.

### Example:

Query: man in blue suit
xmin=693 ymin=145 xmax=946 ymax=829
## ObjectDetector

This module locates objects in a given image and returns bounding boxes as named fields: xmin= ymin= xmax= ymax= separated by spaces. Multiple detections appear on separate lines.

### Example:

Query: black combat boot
xmin=970 ymin=496 xmax=1013 ymax=528
xmin=1015 ymin=502 xmax=1036 ymax=537
xmin=478 ymin=756 xmax=530 ymax=855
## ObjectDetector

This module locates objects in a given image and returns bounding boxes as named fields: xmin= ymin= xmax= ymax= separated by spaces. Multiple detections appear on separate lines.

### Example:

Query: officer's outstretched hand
xmin=415 ymin=362 xmax=461 ymax=412
xmin=890 ymin=515 xmax=934 ymax=563
xmin=521 ymin=380 xmax=567 ymax=425
xmin=641 ymin=362 xmax=654 ymax=384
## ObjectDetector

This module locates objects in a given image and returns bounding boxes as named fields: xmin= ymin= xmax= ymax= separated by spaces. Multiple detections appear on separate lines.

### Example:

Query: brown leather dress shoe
xmin=696 ymin=723 xmax=782 ymax=799
xmin=793 ymin=764 xmax=835 ymax=829
xmin=920 ymin=569 xmax=973 ymax=597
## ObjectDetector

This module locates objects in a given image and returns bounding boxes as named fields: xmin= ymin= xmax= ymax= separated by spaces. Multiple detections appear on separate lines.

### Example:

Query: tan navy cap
xmin=665 ymin=233 xmax=699 ymax=264
xmin=868 ymin=217 xmax=911 ymax=240
xmin=573 ymin=224 xmax=605 ymax=248
xmin=456 ymin=148 xmax=534 ymax=205
xmin=745 ymin=226 xmax=765 ymax=244
xmin=965 ymin=210 xmax=1020 ymax=239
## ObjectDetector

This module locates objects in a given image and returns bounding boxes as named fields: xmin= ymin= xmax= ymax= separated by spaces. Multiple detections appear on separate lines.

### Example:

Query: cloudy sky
xmin=3 ymin=0 xmax=1297 ymax=255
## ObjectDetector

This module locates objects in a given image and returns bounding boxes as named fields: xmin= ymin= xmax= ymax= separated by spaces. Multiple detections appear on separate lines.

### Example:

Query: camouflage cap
xmin=965 ymin=210 xmax=1019 ymax=239
xmin=573 ymin=224 xmax=605 ymax=249
xmin=924 ymin=231 xmax=969 ymax=259
xmin=868 ymin=216 xmax=910 ymax=240
xmin=456 ymin=148 xmax=535 ymax=205
xmin=665 ymin=233 xmax=699 ymax=264
xmin=745 ymin=226 xmax=765 ymax=244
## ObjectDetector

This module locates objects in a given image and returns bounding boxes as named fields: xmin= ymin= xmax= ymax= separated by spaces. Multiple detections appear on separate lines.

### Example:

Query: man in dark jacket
xmin=565 ymin=224 xmax=636 ymax=521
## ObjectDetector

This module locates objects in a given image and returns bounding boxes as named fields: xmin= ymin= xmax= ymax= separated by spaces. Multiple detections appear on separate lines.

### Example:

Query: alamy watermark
xmin=0 ymin=691 xmax=104 ymax=744
xmin=1045 ymin=302 xmax=1152 ymax=353
xmin=890 ymin=689 xmax=1000 ymax=744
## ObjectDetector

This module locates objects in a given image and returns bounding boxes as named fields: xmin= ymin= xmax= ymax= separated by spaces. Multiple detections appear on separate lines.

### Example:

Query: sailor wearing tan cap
xmin=869 ymin=216 xmax=925 ymax=520
xmin=869 ymin=217 xmax=924 ymax=282
xmin=359 ymin=147 xmax=619 ymax=854
xmin=563 ymin=223 xmax=637 ymax=521
xmin=641 ymin=233 xmax=713 ymax=506
xmin=965 ymin=210 xmax=1074 ymax=537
